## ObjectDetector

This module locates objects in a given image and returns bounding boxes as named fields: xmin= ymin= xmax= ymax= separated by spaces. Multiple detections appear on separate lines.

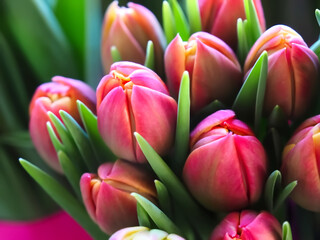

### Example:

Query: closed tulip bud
xmin=101 ymin=1 xmax=166 ymax=74
xmin=97 ymin=62 xmax=177 ymax=163
xmin=281 ymin=115 xmax=320 ymax=212
xmin=244 ymin=25 xmax=319 ymax=119
xmin=29 ymin=76 xmax=96 ymax=173
xmin=110 ymin=226 xmax=186 ymax=240
xmin=210 ymin=210 xmax=282 ymax=240
xmin=198 ymin=0 xmax=266 ymax=50
xmin=183 ymin=110 xmax=267 ymax=211
xmin=80 ymin=160 xmax=157 ymax=234
xmin=165 ymin=32 xmax=242 ymax=112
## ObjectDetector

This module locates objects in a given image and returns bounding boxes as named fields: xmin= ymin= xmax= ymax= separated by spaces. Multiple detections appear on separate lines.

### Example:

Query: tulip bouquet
xmin=3 ymin=0 xmax=320 ymax=239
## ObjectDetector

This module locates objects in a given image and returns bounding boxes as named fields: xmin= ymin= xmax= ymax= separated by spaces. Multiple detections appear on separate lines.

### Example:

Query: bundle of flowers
xmin=17 ymin=0 xmax=320 ymax=239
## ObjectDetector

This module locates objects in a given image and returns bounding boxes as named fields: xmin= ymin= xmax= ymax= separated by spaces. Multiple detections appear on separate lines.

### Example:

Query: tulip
xmin=80 ymin=159 xmax=157 ymax=234
xmin=29 ymin=76 xmax=96 ymax=173
xmin=281 ymin=115 xmax=320 ymax=212
xmin=183 ymin=110 xmax=267 ymax=211
xmin=198 ymin=0 xmax=266 ymax=50
xmin=165 ymin=32 xmax=242 ymax=112
xmin=244 ymin=25 xmax=319 ymax=119
xmin=96 ymin=61 xmax=177 ymax=163
xmin=110 ymin=226 xmax=186 ymax=240
xmin=101 ymin=1 xmax=166 ymax=75
xmin=210 ymin=210 xmax=282 ymax=240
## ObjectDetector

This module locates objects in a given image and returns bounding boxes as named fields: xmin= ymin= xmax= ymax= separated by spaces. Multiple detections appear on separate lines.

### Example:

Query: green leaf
xmin=59 ymin=110 xmax=99 ymax=172
xmin=254 ymin=51 xmax=268 ymax=132
xmin=84 ymin=0 xmax=103 ymax=87
xmin=136 ymin=201 xmax=153 ymax=228
xmin=47 ymin=112 xmax=86 ymax=171
xmin=237 ymin=18 xmax=249 ymax=64
xmin=185 ymin=0 xmax=201 ymax=34
xmin=57 ymin=151 xmax=82 ymax=199
xmin=270 ymin=128 xmax=282 ymax=167
xmin=232 ymin=51 xmax=268 ymax=130
xmin=243 ymin=0 xmax=262 ymax=46
xmin=155 ymin=180 xmax=173 ymax=218
xmin=274 ymin=180 xmax=297 ymax=212
xmin=77 ymin=100 xmax=116 ymax=163
xmin=162 ymin=1 xmax=177 ymax=44
xmin=282 ymin=221 xmax=293 ymax=240
xmin=168 ymin=0 xmax=190 ymax=41
xmin=144 ymin=41 xmax=155 ymax=70
xmin=132 ymin=193 xmax=182 ymax=235
xmin=264 ymin=170 xmax=281 ymax=212
xmin=3 ymin=0 xmax=78 ymax=81
xmin=134 ymin=132 xmax=213 ymax=238
xmin=174 ymin=71 xmax=190 ymax=174
xmin=53 ymin=0 xmax=85 ymax=76
xmin=315 ymin=9 xmax=320 ymax=27
xmin=111 ymin=45 xmax=122 ymax=63
xmin=19 ymin=159 xmax=107 ymax=240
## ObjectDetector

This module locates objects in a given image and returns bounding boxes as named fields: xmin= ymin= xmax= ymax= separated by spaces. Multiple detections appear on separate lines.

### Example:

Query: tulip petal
xmin=190 ymin=109 xmax=235 ymax=146
xmin=165 ymin=34 xmax=186 ymax=99
xmin=96 ymin=182 xmax=138 ymax=234
xmin=97 ymin=87 xmax=136 ymax=161
xmin=291 ymin=43 xmax=319 ymax=118
xmin=184 ymin=134 xmax=249 ymax=211
xmin=131 ymin=86 xmax=177 ymax=163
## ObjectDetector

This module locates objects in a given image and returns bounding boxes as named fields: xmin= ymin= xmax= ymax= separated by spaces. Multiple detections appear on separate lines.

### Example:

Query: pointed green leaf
xmin=162 ymin=1 xmax=177 ymax=44
xmin=232 ymin=51 xmax=268 ymax=126
xmin=243 ymin=0 xmax=262 ymax=46
xmin=174 ymin=71 xmax=190 ymax=174
xmin=57 ymin=151 xmax=82 ymax=199
xmin=47 ymin=121 xmax=64 ymax=152
xmin=134 ymin=132 xmax=213 ymax=238
xmin=237 ymin=18 xmax=249 ymax=64
xmin=19 ymin=159 xmax=107 ymax=240
xmin=59 ymin=110 xmax=99 ymax=172
xmin=254 ymin=50 xmax=268 ymax=132
xmin=268 ymin=105 xmax=287 ymax=129
xmin=144 ymin=41 xmax=155 ymax=70
xmin=111 ymin=45 xmax=122 ymax=63
xmin=282 ymin=221 xmax=293 ymax=240
xmin=315 ymin=9 xmax=320 ymax=27
xmin=77 ymin=100 xmax=116 ymax=163
xmin=155 ymin=180 xmax=173 ymax=218
xmin=47 ymin=112 xmax=86 ymax=171
xmin=274 ymin=180 xmax=298 ymax=212
xmin=185 ymin=0 xmax=201 ymax=34
xmin=264 ymin=170 xmax=281 ymax=212
xmin=136 ymin=201 xmax=153 ymax=228
xmin=131 ymin=193 xmax=182 ymax=235
xmin=168 ymin=0 xmax=190 ymax=41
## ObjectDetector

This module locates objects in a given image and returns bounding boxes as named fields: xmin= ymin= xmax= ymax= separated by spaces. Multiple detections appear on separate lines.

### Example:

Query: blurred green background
xmin=0 ymin=0 xmax=319 ymax=221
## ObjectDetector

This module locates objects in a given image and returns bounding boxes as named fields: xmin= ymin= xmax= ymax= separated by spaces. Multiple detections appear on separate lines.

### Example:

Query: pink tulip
xmin=198 ymin=0 xmax=266 ymax=50
xmin=96 ymin=61 xmax=177 ymax=163
xmin=281 ymin=114 xmax=320 ymax=212
xmin=80 ymin=159 xmax=157 ymax=234
xmin=244 ymin=25 xmax=319 ymax=119
xmin=183 ymin=110 xmax=267 ymax=211
xmin=165 ymin=32 xmax=242 ymax=112
xmin=210 ymin=210 xmax=282 ymax=240
xmin=110 ymin=226 xmax=185 ymax=240
xmin=29 ymin=76 xmax=96 ymax=173
xmin=101 ymin=1 xmax=165 ymax=74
